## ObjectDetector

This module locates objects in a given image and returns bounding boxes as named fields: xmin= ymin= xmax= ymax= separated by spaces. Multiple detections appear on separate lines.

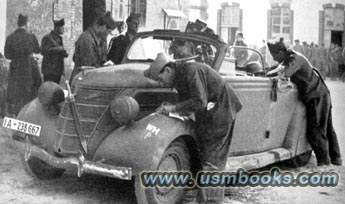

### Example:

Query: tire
xmin=20 ymin=137 xmax=65 ymax=180
xmin=135 ymin=138 xmax=191 ymax=204
xmin=286 ymin=150 xmax=312 ymax=168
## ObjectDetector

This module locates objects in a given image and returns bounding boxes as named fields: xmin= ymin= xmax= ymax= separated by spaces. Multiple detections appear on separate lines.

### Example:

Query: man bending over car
xmin=144 ymin=53 xmax=242 ymax=204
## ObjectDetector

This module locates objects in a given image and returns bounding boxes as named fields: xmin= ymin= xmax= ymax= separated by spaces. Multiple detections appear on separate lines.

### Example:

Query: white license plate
xmin=2 ymin=117 xmax=41 ymax=137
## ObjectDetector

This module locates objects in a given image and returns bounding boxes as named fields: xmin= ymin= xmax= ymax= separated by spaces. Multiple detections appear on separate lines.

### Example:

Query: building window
xmin=273 ymin=26 xmax=280 ymax=33
xmin=130 ymin=0 xmax=146 ymax=26
xmin=283 ymin=17 xmax=290 ymax=25
xmin=282 ymin=27 xmax=290 ymax=33
xmin=269 ymin=5 xmax=292 ymax=39
xmin=272 ymin=7 xmax=281 ymax=15
xmin=273 ymin=17 xmax=281 ymax=24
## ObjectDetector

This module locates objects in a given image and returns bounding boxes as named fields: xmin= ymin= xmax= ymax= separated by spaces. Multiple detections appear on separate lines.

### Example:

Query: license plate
xmin=2 ymin=117 xmax=41 ymax=137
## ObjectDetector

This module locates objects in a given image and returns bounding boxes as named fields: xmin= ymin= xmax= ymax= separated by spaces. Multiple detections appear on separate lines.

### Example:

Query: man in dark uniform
xmin=4 ymin=14 xmax=41 ymax=116
xmin=267 ymin=40 xmax=342 ymax=167
xmin=41 ymin=18 xmax=68 ymax=84
xmin=144 ymin=53 xmax=242 ymax=204
xmin=70 ymin=12 xmax=116 ymax=82
xmin=107 ymin=13 xmax=140 ymax=64
xmin=233 ymin=32 xmax=248 ymax=68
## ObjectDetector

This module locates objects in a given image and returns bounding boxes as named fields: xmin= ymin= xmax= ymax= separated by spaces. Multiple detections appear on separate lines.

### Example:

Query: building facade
xmin=107 ymin=0 xmax=208 ymax=31
xmin=213 ymin=0 xmax=344 ymax=48
xmin=217 ymin=2 xmax=243 ymax=45
xmin=267 ymin=0 xmax=294 ymax=44
xmin=319 ymin=3 xmax=345 ymax=47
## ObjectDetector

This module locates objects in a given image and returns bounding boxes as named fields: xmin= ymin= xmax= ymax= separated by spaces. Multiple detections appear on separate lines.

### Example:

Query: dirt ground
xmin=1 ymin=125 xmax=344 ymax=204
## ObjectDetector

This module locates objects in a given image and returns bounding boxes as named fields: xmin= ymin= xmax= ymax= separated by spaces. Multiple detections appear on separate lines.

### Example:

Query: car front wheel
xmin=135 ymin=138 xmax=191 ymax=204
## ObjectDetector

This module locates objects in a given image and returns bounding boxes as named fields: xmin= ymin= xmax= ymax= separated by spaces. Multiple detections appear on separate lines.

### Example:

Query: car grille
xmin=55 ymin=87 xmax=122 ymax=156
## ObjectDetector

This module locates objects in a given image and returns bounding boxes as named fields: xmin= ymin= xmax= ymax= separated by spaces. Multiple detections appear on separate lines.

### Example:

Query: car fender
xmin=92 ymin=113 xmax=195 ymax=176
xmin=13 ymin=98 xmax=59 ymax=153
xmin=283 ymin=99 xmax=311 ymax=155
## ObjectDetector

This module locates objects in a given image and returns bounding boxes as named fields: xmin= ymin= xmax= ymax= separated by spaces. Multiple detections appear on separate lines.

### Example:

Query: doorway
xmin=331 ymin=31 xmax=343 ymax=47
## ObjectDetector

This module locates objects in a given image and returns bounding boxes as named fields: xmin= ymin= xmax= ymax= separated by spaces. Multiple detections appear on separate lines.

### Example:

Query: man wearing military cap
xmin=41 ymin=18 xmax=68 ymax=84
xmin=144 ymin=53 xmax=242 ymax=204
xmin=71 ymin=12 xmax=116 ymax=82
xmin=4 ymin=14 xmax=41 ymax=116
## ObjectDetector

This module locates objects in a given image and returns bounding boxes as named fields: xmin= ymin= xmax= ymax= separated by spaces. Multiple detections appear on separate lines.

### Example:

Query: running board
xmin=225 ymin=148 xmax=293 ymax=171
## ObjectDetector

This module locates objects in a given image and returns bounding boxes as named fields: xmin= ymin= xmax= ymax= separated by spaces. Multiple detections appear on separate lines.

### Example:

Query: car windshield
xmin=127 ymin=35 xmax=218 ymax=67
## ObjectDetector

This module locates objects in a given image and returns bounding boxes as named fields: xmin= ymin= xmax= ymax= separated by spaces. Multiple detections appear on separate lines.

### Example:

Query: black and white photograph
xmin=0 ymin=0 xmax=345 ymax=203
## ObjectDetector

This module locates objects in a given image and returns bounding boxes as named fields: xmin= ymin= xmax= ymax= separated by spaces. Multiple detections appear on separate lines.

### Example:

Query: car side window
xmin=220 ymin=47 xmax=265 ymax=77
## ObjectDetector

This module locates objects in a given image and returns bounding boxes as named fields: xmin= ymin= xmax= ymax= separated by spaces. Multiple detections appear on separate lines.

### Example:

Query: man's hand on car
xmin=156 ymin=104 xmax=176 ymax=115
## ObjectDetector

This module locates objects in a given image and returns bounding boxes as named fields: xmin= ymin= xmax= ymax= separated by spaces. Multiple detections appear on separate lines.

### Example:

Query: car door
xmin=219 ymin=47 xmax=294 ymax=156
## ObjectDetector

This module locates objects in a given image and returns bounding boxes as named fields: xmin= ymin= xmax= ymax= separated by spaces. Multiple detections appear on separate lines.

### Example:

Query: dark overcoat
xmin=4 ymin=28 xmax=41 ymax=114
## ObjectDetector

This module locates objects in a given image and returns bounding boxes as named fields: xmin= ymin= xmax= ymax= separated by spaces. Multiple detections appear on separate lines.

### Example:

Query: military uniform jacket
xmin=71 ymin=27 xmax=106 ymax=81
xmin=173 ymin=62 xmax=242 ymax=168
xmin=73 ymin=27 xmax=105 ymax=68
xmin=107 ymin=33 xmax=130 ymax=64
xmin=41 ymin=31 xmax=67 ymax=76
xmin=4 ymin=28 xmax=41 ymax=103
xmin=284 ymin=52 xmax=329 ymax=102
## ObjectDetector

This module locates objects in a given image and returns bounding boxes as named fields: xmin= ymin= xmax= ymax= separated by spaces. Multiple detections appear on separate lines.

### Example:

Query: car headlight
xmin=110 ymin=96 xmax=139 ymax=125
xmin=38 ymin=81 xmax=65 ymax=106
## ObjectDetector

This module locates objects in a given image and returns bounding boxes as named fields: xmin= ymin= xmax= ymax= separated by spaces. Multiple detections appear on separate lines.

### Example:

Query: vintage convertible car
xmin=8 ymin=30 xmax=311 ymax=204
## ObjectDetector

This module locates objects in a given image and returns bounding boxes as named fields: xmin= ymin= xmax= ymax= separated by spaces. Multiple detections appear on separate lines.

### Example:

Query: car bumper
xmin=14 ymin=137 xmax=132 ymax=180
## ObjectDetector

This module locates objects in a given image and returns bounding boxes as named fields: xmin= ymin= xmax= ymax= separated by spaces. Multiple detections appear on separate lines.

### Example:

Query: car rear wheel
xmin=20 ymin=136 xmax=65 ymax=180
xmin=286 ymin=150 xmax=312 ymax=167
xmin=135 ymin=138 xmax=191 ymax=204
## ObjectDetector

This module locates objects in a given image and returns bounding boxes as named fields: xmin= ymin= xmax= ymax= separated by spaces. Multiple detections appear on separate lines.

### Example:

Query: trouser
xmin=43 ymin=74 xmax=62 ymax=85
xmin=196 ymin=121 xmax=235 ymax=204
xmin=306 ymin=96 xmax=341 ymax=166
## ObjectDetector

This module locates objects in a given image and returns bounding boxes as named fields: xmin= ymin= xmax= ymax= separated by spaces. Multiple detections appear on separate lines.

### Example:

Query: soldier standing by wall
xmin=107 ymin=13 xmax=140 ymax=65
xmin=41 ymin=19 xmax=68 ymax=84
xmin=4 ymin=14 xmax=41 ymax=116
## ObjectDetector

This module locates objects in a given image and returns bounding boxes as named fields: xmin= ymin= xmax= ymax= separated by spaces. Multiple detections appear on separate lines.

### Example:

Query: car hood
xmin=72 ymin=63 xmax=162 ymax=88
